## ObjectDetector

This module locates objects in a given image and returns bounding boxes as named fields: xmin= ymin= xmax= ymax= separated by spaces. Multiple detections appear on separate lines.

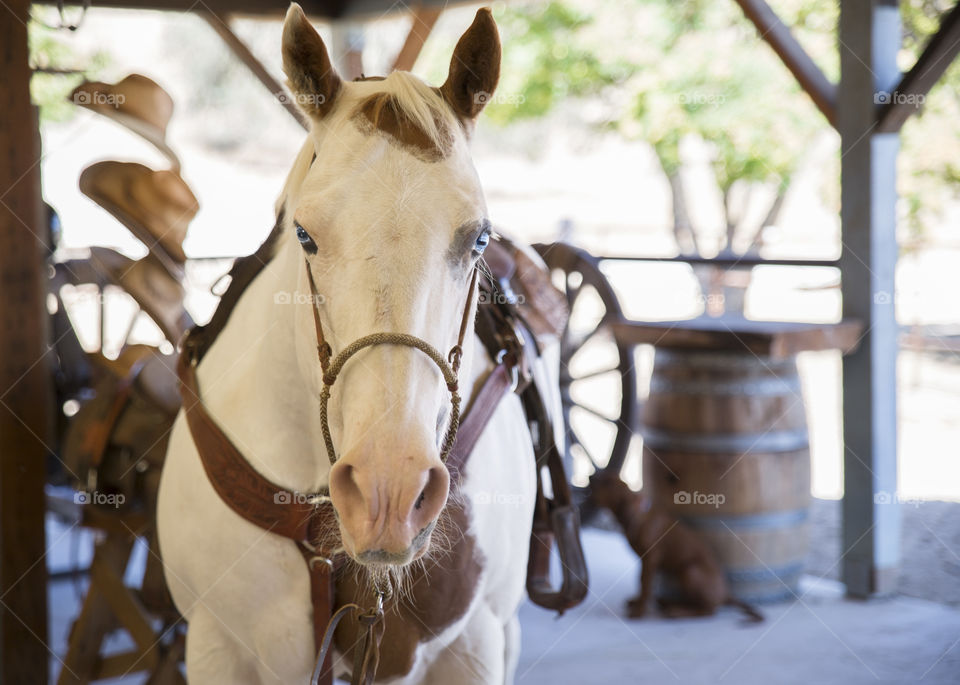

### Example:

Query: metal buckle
xmin=496 ymin=349 xmax=521 ymax=392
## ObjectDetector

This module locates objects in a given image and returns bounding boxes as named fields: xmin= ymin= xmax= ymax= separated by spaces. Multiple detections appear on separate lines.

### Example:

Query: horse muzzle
xmin=328 ymin=449 xmax=450 ymax=565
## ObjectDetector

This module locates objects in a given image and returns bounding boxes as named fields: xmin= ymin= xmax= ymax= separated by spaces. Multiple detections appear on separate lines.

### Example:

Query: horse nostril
xmin=414 ymin=489 xmax=426 ymax=511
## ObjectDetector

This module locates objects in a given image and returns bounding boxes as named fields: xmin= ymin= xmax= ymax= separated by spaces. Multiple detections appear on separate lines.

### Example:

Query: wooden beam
xmin=392 ymin=5 xmax=443 ymax=72
xmin=201 ymin=12 xmax=309 ymax=131
xmin=876 ymin=2 xmax=960 ymax=133
xmin=838 ymin=0 xmax=901 ymax=598
xmin=0 ymin=0 xmax=51 ymax=680
xmin=733 ymin=0 xmax=838 ymax=127
xmin=33 ymin=0 xmax=352 ymax=17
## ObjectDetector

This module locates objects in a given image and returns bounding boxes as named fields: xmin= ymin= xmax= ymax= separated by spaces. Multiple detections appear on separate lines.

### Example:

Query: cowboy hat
xmin=88 ymin=246 xmax=193 ymax=345
xmin=80 ymin=161 xmax=198 ymax=276
xmin=70 ymin=74 xmax=181 ymax=169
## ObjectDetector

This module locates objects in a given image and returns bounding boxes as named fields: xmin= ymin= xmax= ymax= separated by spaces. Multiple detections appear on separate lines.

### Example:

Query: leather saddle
xmin=480 ymin=234 xmax=588 ymax=614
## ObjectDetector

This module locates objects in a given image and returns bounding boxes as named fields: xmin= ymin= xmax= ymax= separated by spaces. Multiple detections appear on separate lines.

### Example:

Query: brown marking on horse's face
xmin=333 ymin=498 xmax=482 ymax=678
xmin=352 ymin=92 xmax=453 ymax=162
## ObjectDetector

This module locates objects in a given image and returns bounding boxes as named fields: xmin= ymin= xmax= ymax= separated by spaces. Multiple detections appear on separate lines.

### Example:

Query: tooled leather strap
xmin=178 ymin=350 xmax=340 ymax=685
xmin=445 ymin=358 xmax=517 ymax=481
xmin=177 ymin=352 xmax=328 ymax=542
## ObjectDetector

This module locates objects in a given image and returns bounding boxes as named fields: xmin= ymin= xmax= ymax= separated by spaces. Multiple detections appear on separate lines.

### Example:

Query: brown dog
xmin=589 ymin=472 xmax=762 ymax=622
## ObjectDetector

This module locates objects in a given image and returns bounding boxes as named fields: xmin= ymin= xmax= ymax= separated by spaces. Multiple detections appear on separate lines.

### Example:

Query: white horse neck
xmin=195 ymin=232 xmax=330 ymax=492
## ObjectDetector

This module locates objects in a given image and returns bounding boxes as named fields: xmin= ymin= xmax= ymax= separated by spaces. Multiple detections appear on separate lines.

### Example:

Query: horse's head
xmin=280 ymin=4 xmax=500 ymax=566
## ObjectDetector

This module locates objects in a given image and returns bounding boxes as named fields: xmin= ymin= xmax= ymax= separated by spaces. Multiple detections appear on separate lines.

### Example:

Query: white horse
xmin=158 ymin=5 xmax=560 ymax=683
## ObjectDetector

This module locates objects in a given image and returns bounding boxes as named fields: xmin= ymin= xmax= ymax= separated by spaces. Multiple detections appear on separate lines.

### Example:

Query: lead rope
xmin=305 ymin=262 xmax=478 ymax=464
xmin=310 ymin=592 xmax=386 ymax=685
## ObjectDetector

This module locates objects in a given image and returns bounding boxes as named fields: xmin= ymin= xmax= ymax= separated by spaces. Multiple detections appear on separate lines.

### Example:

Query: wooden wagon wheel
xmin=533 ymin=242 xmax=637 ymax=481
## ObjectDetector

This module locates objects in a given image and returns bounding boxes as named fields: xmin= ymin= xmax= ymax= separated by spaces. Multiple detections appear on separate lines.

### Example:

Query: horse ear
xmin=282 ymin=3 xmax=341 ymax=119
xmin=440 ymin=8 xmax=501 ymax=123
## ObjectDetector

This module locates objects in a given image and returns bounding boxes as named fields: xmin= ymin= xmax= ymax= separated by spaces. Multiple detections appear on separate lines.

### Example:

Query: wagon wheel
xmin=532 ymin=243 xmax=637 ymax=484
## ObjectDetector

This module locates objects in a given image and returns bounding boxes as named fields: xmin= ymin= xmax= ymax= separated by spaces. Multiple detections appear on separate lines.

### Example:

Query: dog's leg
xmin=627 ymin=554 xmax=659 ymax=618
xmin=657 ymin=601 xmax=716 ymax=619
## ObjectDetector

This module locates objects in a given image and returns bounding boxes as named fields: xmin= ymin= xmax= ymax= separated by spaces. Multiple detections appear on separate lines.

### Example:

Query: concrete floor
xmin=516 ymin=529 xmax=960 ymax=685
xmin=48 ymin=521 xmax=960 ymax=684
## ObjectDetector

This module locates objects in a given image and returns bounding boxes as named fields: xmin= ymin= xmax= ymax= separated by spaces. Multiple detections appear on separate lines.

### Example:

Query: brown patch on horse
xmin=333 ymin=499 xmax=483 ymax=679
xmin=353 ymin=92 xmax=452 ymax=162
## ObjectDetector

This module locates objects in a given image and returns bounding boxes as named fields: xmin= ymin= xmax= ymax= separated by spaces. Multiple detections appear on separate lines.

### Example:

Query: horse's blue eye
xmin=474 ymin=230 xmax=490 ymax=254
xmin=295 ymin=223 xmax=317 ymax=254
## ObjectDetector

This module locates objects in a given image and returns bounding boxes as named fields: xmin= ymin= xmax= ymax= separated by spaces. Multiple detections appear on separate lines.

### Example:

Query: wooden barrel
xmin=642 ymin=348 xmax=810 ymax=603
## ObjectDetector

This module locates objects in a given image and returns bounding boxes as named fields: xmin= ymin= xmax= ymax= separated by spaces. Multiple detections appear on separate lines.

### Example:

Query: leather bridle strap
xmin=305 ymin=261 xmax=479 ymax=464
xmin=445 ymin=355 xmax=517 ymax=481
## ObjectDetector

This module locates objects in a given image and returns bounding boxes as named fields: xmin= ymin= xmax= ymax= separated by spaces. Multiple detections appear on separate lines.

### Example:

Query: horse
xmin=157 ymin=5 xmax=562 ymax=683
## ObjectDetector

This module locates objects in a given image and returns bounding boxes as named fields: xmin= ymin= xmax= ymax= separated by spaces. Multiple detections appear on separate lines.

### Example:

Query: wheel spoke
xmin=571 ymin=365 xmax=622 ymax=382
xmin=534 ymin=243 xmax=639 ymax=478
xmin=571 ymin=401 xmax=617 ymax=424
xmin=569 ymin=428 xmax=601 ymax=468
xmin=565 ymin=323 xmax=606 ymax=356
xmin=564 ymin=275 xmax=582 ymax=311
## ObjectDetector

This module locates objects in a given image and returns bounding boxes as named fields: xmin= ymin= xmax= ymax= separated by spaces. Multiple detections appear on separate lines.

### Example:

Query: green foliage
xmin=897 ymin=0 xmax=960 ymax=239
xmin=484 ymin=1 xmax=633 ymax=124
xmin=484 ymin=0 xmax=960 ymax=243
xmin=28 ymin=17 xmax=110 ymax=123
xmin=491 ymin=0 xmax=829 ymax=192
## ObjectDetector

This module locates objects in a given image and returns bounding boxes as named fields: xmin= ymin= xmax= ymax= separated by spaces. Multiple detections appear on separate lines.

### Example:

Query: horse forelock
xmin=351 ymin=72 xmax=460 ymax=162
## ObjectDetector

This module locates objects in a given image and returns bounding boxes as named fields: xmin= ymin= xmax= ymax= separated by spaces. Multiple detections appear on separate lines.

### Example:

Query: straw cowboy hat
xmin=88 ymin=246 xmax=193 ymax=345
xmin=71 ymin=74 xmax=181 ymax=169
xmin=80 ymin=161 xmax=198 ymax=277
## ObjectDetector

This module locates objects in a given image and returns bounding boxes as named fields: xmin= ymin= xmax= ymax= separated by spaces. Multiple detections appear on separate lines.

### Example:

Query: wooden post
xmin=392 ymin=6 xmax=443 ymax=72
xmin=0 ymin=0 xmax=52 ymax=681
xmin=838 ymin=0 xmax=901 ymax=598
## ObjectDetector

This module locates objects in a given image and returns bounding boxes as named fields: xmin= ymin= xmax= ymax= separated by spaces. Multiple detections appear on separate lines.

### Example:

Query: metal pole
xmin=838 ymin=0 xmax=901 ymax=598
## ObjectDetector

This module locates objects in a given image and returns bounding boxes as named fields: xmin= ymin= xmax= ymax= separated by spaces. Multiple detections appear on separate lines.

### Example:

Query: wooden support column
xmin=0 ymin=0 xmax=52 ymax=681
xmin=392 ymin=5 xmax=442 ymax=72
xmin=838 ymin=0 xmax=901 ymax=598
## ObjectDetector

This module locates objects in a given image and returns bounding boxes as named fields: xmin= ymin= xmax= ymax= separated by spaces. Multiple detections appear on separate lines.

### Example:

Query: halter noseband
xmin=304 ymin=260 xmax=479 ymax=465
